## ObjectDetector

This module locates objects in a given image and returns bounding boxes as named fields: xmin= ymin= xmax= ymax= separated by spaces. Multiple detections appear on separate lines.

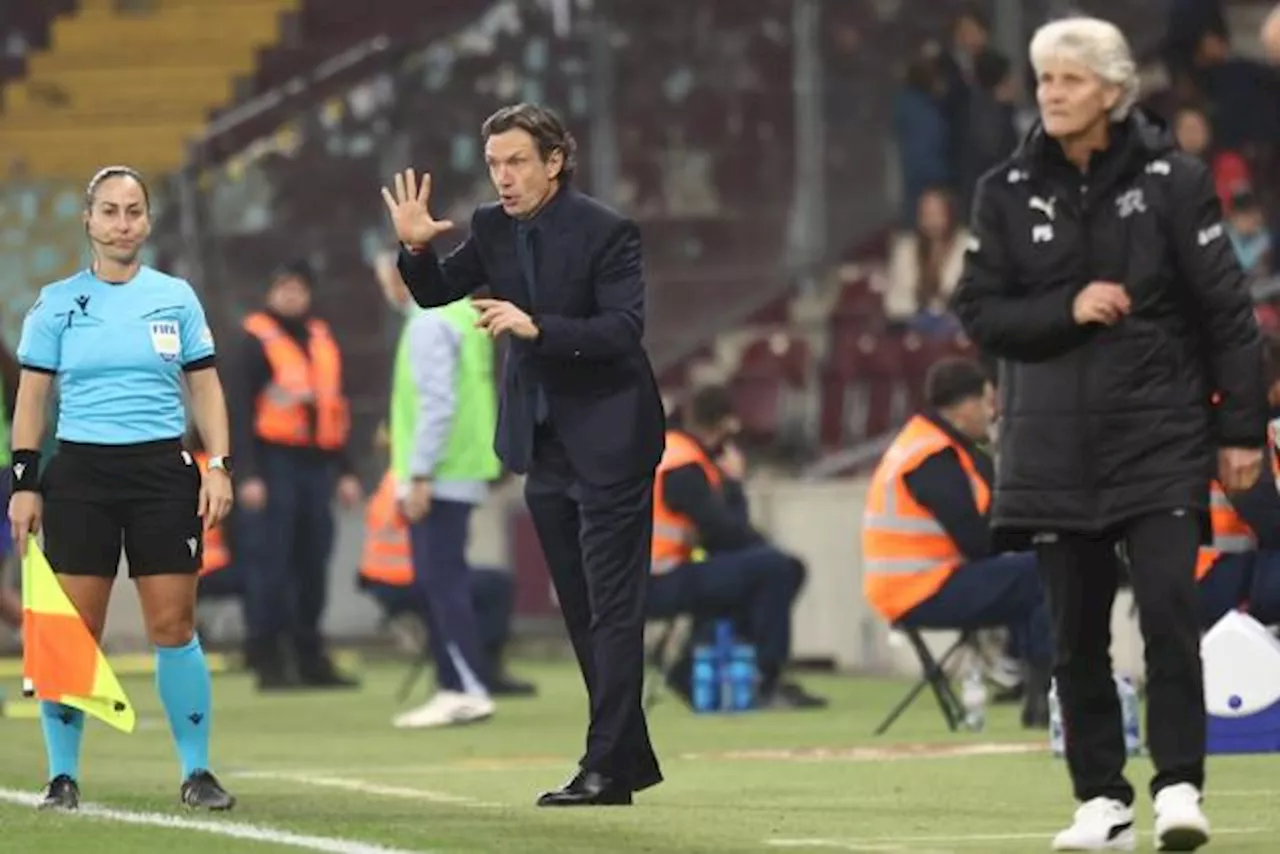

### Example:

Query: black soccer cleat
xmin=38 ymin=774 xmax=79 ymax=811
xmin=180 ymin=770 xmax=236 ymax=811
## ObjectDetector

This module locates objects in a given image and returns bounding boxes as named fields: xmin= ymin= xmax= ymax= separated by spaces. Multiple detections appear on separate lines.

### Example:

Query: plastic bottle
xmin=729 ymin=643 xmax=757 ymax=711
xmin=715 ymin=620 xmax=735 ymax=711
xmin=691 ymin=645 xmax=718 ymax=712
xmin=961 ymin=664 xmax=987 ymax=732
xmin=1116 ymin=675 xmax=1143 ymax=756
xmin=1048 ymin=678 xmax=1065 ymax=758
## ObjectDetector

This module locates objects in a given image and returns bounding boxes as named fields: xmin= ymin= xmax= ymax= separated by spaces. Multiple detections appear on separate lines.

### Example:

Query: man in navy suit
xmin=381 ymin=103 xmax=665 ymax=806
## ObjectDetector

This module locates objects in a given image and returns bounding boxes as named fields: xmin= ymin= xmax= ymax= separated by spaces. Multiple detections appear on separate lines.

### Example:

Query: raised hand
xmin=380 ymin=168 xmax=455 ymax=249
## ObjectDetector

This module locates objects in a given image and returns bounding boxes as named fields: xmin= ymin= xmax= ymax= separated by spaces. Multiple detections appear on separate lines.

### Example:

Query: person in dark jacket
xmin=950 ymin=16 xmax=1267 ymax=853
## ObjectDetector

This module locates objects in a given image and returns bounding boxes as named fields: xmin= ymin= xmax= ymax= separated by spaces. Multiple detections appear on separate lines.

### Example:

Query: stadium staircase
xmin=0 ymin=0 xmax=297 ymax=179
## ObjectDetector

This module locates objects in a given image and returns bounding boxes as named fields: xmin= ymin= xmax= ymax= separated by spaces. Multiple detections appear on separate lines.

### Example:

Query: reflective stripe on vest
xmin=358 ymin=470 xmax=413 ymax=587
xmin=243 ymin=312 xmax=351 ymax=450
xmin=861 ymin=415 xmax=991 ymax=622
xmin=192 ymin=452 xmax=230 ymax=576
xmin=651 ymin=430 xmax=723 ymax=575
xmin=1195 ymin=481 xmax=1255 ymax=581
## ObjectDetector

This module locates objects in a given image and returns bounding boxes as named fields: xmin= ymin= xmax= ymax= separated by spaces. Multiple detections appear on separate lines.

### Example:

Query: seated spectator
xmin=1172 ymin=104 xmax=1252 ymax=211
xmin=647 ymin=384 xmax=827 ymax=710
xmin=861 ymin=358 xmax=1050 ymax=728
xmin=1200 ymin=335 xmax=1280 ymax=628
xmin=893 ymin=48 xmax=952 ymax=227
xmin=884 ymin=188 xmax=969 ymax=337
xmin=1225 ymin=189 xmax=1273 ymax=284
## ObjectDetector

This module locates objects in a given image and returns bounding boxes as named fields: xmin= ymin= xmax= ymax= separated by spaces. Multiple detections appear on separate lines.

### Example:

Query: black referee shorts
xmin=41 ymin=438 xmax=203 ymax=578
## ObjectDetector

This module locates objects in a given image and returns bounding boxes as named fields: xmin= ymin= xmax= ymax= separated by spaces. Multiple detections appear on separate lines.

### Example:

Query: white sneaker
xmin=1052 ymin=798 xmax=1137 ymax=851
xmin=1153 ymin=783 xmax=1210 ymax=851
xmin=392 ymin=691 xmax=494 ymax=729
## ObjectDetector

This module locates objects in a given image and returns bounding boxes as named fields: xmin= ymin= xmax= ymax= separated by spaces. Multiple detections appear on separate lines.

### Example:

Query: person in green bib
xmin=375 ymin=254 xmax=503 ymax=729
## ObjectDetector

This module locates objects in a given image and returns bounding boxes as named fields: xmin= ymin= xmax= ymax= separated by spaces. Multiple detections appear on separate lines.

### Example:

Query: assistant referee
xmin=8 ymin=166 xmax=236 ymax=812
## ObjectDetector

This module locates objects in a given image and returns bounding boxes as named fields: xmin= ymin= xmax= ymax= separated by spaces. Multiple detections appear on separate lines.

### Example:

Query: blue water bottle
xmin=714 ymin=620 xmax=735 ymax=711
xmin=729 ymin=643 xmax=758 ymax=711
xmin=692 ymin=645 xmax=718 ymax=712
xmin=1116 ymin=675 xmax=1143 ymax=756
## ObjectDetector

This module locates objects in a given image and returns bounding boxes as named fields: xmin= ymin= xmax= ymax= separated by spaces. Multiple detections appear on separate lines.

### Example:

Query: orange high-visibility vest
xmin=862 ymin=414 xmax=991 ymax=622
xmin=1195 ymin=480 xmax=1255 ymax=581
xmin=651 ymin=430 xmax=723 ymax=575
xmin=192 ymin=451 xmax=230 ymax=577
xmin=243 ymin=312 xmax=351 ymax=450
xmin=358 ymin=469 xmax=413 ymax=587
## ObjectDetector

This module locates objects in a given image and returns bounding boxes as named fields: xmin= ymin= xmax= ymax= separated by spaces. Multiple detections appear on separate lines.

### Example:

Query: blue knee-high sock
xmin=40 ymin=702 xmax=85 ymax=781
xmin=155 ymin=635 xmax=212 ymax=779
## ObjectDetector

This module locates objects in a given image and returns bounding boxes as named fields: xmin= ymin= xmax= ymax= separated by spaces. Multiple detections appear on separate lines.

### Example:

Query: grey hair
xmin=1029 ymin=16 xmax=1140 ymax=121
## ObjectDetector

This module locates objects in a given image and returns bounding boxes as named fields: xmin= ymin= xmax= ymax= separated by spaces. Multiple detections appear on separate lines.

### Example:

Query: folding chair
xmin=873 ymin=625 xmax=978 ymax=735
xmin=642 ymin=615 xmax=694 ymax=710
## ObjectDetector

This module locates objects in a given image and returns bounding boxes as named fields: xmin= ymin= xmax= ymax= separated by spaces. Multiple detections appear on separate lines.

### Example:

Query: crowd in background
xmin=886 ymin=2 xmax=1279 ymax=340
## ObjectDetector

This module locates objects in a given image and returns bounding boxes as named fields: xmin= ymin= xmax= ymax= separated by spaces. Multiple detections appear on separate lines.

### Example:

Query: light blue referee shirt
xmin=17 ymin=266 xmax=216 ymax=445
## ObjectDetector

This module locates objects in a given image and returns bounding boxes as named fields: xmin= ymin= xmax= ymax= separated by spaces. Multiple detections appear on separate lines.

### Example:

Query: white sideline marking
xmin=767 ymin=827 xmax=1267 ymax=850
xmin=0 ymin=787 xmax=431 ymax=854
xmin=235 ymin=771 xmax=500 ymax=809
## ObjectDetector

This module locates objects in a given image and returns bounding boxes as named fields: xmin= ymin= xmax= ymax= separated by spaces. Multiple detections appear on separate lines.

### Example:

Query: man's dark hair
xmin=481 ymin=103 xmax=577 ymax=184
xmin=925 ymin=357 xmax=990 ymax=409
xmin=974 ymin=48 xmax=1010 ymax=91
xmin=687 ymin=384 xmax=735 ymax=430
xmin=952 ymin=4 xmax=989 ymax=35
xmin=271 ymin=259 xmax=314 ymax=289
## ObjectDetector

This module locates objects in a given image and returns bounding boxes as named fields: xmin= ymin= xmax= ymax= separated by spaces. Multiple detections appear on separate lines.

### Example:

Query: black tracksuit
xmin=952 ymin=110 xmax=1268 ymax=805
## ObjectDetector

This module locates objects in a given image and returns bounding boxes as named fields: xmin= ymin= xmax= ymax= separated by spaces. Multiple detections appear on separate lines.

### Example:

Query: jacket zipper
xmin=1077 ymin=180 xmax=1098 ymax=528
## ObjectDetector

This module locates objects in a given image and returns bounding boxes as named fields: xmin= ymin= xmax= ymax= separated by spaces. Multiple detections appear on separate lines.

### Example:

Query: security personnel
xmin=192 ymin=451 xmax=231 ymax=578
xmin=231 ymin=262 xmax=363 ymax=690
xmin=356 ymin=469 xmax=535 ymax=696
xmin=862 ymin=357 xmax=1051 ymax=727
xmin=1195 ymin=481 xmax=1257 ymax=627
xmin=647 ymin=384 xmax=826 ymax=710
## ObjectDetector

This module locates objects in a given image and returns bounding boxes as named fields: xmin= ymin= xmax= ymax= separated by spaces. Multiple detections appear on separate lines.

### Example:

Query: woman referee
xmin=8 ymin=166 xmax=236 ymax=811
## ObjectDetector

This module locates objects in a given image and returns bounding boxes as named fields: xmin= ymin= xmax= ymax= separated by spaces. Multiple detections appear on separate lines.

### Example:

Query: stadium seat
xmin=729 ymin=334 xmax=812 ymax=444
xmin=874 ymin=625 xmax=978 ymax=736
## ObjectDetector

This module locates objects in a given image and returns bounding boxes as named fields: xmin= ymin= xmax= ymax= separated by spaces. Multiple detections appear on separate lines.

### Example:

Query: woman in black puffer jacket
xmin=951 ymin=14 xmax=1267 ymax=854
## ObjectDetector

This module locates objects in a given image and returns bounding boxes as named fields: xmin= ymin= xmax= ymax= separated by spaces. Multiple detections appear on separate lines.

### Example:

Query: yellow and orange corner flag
xmin=21 ymin=538 xmax=135 ymax=733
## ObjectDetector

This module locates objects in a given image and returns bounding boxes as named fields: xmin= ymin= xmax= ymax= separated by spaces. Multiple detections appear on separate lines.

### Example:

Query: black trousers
xmin=1035 ymin=510 xmax=1205 ymax=805
xmin=524 ymin=425 xmax=662 ymax=790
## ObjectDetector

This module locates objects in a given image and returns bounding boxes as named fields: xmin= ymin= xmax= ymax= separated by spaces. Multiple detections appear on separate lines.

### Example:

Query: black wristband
xmin=12 ymin=449 xmax=41 ymax=493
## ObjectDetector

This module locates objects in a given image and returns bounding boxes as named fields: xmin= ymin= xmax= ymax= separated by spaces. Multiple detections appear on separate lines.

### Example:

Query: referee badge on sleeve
xmin=149 ymin=320 xmax=181 ymax=361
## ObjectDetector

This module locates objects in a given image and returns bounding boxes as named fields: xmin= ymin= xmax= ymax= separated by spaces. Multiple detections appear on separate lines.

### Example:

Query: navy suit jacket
xmin=397 ymin=187 xmax=666 ymax=486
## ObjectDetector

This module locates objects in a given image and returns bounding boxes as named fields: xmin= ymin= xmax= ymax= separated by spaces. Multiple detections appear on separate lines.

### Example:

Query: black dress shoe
xmin=536 ymin=770 xmax=632 ymax=807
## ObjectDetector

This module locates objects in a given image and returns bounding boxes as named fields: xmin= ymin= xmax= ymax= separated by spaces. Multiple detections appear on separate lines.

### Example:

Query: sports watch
xmin=207 ymin=455 xmax=233 ymax=475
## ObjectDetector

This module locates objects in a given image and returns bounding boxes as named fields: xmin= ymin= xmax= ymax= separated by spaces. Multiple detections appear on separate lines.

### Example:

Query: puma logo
xmin=1029 ymin=195 xmax=1056 ymax=221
